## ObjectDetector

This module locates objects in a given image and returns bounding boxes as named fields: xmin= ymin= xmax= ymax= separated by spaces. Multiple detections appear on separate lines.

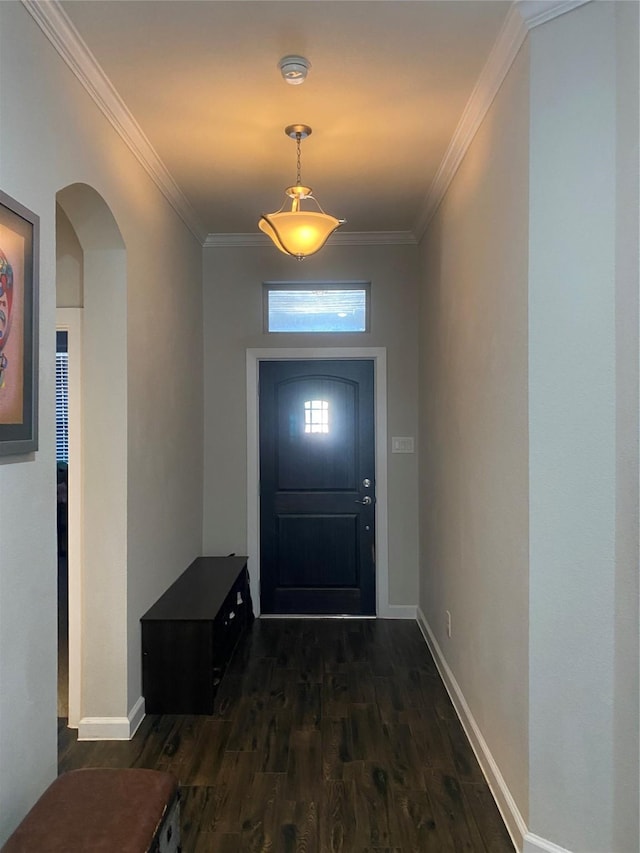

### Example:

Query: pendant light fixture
xmin=259 ymin=125 xmax=345 ymax=260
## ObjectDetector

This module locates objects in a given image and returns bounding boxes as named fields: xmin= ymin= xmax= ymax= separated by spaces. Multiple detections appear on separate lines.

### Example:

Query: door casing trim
xmin=247 ymin=347 xmax=389 ymax=617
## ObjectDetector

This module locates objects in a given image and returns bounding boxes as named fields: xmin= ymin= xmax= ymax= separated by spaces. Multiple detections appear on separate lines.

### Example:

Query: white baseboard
xmin=415 ymin=611 xmax=575 ymax=853
xmin=523 ymin=834 xmax=573 ymax=853
xmin=128 ymin=695 xmax=146 ymax=737
xmin=416 ymin=607 xmax=527 ymax=851
xmin=381 ymin=604 xmax=418 ymax=619
xmin=78 ymin=696 xmax=145 ymax=741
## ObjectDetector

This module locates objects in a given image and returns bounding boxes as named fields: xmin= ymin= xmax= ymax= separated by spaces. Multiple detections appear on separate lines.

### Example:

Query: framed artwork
xmin=0 ymin=190 xmax=39 ymax=456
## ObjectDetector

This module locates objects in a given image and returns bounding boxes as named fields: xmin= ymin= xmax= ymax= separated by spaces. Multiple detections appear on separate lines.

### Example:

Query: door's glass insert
xmin=265 ymin=285 xmax=369 ymax=332
xmin=304 ymin=399 xmax=329 ymax=434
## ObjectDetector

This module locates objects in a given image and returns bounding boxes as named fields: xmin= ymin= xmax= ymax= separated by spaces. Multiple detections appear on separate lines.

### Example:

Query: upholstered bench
xmin=1 ymin=768 xmax=180 ymax=852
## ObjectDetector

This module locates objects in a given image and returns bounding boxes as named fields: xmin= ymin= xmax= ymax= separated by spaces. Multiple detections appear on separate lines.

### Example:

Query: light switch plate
xmin=392 ymin=436 xmax=414 ymax=453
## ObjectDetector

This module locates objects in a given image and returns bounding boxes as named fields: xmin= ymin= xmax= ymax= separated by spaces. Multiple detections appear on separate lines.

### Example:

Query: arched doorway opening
xmin=56 ymin=184 xmax=127 ymax=733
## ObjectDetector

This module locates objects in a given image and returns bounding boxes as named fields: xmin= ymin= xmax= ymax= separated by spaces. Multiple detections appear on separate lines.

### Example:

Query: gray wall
xmin=528 ymin=3 xmax=639 ymax=850
xmin=418 ymin=3 xmax=639 ymax=851
xmin=56 ymin=205 xmax=83 ymax=308
xmin=202 ymin=242 xmax=420 ymax=609
xmin=612 ymin=3 xmax=640 ymax=848
xmin=418 ymin=41 xmax=531 ymax=825
xmin=0 ymin=3 xmax=203 ymax=840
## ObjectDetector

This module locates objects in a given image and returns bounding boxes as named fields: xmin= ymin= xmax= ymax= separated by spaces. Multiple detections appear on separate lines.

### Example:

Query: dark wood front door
xmin=259 ymin=359 xmax=376 ymax=615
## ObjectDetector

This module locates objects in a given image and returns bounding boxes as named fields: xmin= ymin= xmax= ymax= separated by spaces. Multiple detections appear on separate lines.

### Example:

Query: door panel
xmin=260 ymin=359 xmax=375 ymax=615
xmin=278 ymin=515 xmax=358 ymax=587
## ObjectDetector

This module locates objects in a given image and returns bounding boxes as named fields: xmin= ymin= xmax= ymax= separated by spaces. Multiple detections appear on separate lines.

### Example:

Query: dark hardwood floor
xmin=58 ymin=618 xmax=514 ymax=852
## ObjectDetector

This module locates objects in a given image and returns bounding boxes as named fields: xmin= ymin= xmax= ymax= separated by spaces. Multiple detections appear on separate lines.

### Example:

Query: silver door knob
xmin=355 ymin=496 xmax=372 ymax=505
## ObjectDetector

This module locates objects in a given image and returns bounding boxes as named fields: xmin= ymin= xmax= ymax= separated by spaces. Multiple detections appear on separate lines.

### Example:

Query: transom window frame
xmin=263 ymin=281 xmax=371 ymax=334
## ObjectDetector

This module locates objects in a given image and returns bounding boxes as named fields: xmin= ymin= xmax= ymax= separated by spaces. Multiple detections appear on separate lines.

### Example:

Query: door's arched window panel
xmin=304 ymin=399 xmax=329 ymax=434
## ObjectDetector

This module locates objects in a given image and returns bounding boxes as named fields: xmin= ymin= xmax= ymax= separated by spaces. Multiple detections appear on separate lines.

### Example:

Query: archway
xmin=56 ymin=184 xmax=127 ymax=735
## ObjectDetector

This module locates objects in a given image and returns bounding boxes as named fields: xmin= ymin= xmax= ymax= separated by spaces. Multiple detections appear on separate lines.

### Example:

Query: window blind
xmin=56 ymin=350 xmax=69 ymax=463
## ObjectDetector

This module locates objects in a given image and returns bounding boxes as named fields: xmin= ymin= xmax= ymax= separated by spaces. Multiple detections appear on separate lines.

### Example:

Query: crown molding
xmin=414 ymin=0 xmax=591 ymax=240
xmin=517 ymin=0 xmax=591 ymax=30
xmin=23 ymin=0 xmax=590 ymax=250
xmin=21 ymin=0 xmax=207 ymax=245
xmin=204 ymin=231 xmax=418 ymax=249
xmin=332 ymin=230 xmax=417 ymax=246
xmin=204 ymin=234 xmax=267 ymax=249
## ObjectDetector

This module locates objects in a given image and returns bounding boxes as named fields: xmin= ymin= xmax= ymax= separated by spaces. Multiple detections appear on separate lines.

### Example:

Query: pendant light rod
xmin=286 ymin=125 xmax=310 ymax=185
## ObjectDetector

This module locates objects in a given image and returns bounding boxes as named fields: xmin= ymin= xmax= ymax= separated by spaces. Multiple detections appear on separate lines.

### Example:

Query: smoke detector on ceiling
xmin=278 ymin=55 xmax=311 ymax=85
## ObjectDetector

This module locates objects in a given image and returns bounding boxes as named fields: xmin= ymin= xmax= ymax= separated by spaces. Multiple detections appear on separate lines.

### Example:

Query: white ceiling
xmin=56 ymin=0 xmax=511 ymax=239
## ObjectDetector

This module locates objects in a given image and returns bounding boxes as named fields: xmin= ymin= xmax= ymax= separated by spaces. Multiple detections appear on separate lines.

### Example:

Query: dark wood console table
xmin=141 ymin=555 xmax=252 ymax=714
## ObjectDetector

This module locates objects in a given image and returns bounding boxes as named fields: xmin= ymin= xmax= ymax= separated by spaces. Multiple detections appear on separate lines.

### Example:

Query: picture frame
xmin=0 ymin=190 xmax=39 ymax=456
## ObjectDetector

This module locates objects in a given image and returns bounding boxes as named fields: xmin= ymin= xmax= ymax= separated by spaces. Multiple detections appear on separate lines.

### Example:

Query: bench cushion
xmin=2 ymin=768 xmax=178 ymax=852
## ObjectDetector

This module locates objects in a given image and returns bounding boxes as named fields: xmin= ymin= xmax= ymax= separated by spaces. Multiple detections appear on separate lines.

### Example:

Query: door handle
xmin=355 ymin=496 xmax=372 ymax=505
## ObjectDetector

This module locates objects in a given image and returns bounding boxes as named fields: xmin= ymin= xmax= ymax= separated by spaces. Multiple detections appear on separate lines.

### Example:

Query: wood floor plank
xmin=393 ymin=789 xmax=442 ymax=852
xmin=398 ymin=667 xmax=440 ymax=711
xmin=425 ymin=768 xmax=487 ymax=852
xmin=320 ymin=631 xmax=348 ymax=673
xmin=344 ymin=760 xmax=401 ymax=848
xmin=237 ymin=656 xmax=275 ymax=698
xmin=278 ymin=800 xmax=319 ymax=853
xmin=364 ymin=624 xmax=397 ymax=678
xmin=360 ymin=849 xmax=403 ymax=852
xmin=57 ymin=738 xmax=102 ymax=774
xmin=180 ymin=785 xmax=219 ymax=847
xmin=382 ymin=722 xmax=428 ymax=791
xmin=319 ymin=780 xmax=357 ymax=853
xmin=194 ymin=832 xmax=240 ymax=853
xmin=182 ymin=719 xmax=231 ymax=785
xmin=374 ymin=676 xmax=406 ymax=722
xmin=349 ymin=703 xmax=385 ymax=761
xmin=343 ymin=623 xmax=369 ymax=663
xmin=322 ymin=672 xmax=350 ymax=717
xmin=57 ymin=618 xmax=514 ymax=852
xmin=212 ymin=674 xmax=244 ymax=720
xmin=298 ymin=641 xmax=324 ymax=684
xmin=260 ymin=709 xmax=292 ymax=773
xmin=227 ymin=696 xmax=268 ymax=751
xmin=461 ymin=782 xmax=515 ymax=852
xmin=285 ymin=728 xmax=322 ymax=801
xmin=420 ymin=672 xmax=458 ymax=721
xmin=291 ymin=681 xmax=322 ymax=728
xmin=321 ymin=717 xmax=353 ymax=780
xmin=156 ymin=714 xmax=206 ymax=776
xmin=266 ymin=666 xmax=295 ymax=710
xmin=402 ymin=708 xmax=456 ymax=771
xmin=346 ymin=661 xmax=377 ymax=703
xmin=442 ymin=714 xmax=486 ymax=785
xmin=240 ymin=771 xmax=283 ymax=852
xmin=211 ymin=750 xmax=261 ymax=834
xmin=131 ymin=714 xmax=182 ymax=770
xmin=274 ymin=623 xmax=306 ymax=670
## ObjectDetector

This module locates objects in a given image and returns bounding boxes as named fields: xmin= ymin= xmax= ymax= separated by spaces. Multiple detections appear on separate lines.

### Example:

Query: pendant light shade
xmin=259 ymin=210 xmax=343 ymax=257
xmin=259 ymin=126 xmax=345 ymax=260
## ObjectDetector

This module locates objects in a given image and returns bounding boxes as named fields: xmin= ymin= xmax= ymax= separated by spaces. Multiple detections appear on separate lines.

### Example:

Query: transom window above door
xmin=264 ymin=283 xmax=370 ymax=333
